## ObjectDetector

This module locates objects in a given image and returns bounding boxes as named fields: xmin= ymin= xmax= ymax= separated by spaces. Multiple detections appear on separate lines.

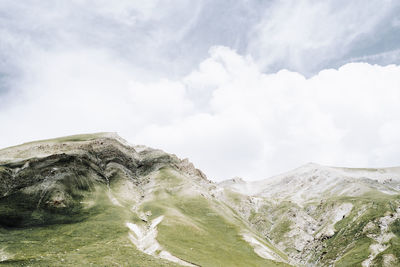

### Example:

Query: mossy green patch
xmin=334 ymin=237 xmax=372 ymax=267
xmin=271 ymin=219 xmax=292 ymax=243
xmin=141 ymin=202 xmax=165 ymax=220
xmin=315 ymin=193 xmax=400 ymax=266
xmin=144 ymin=195 xmax=289 ymax=267
xmin=0 ymin=133 xmax=109 ymax=153
xmin=0 ymin=170 xmax=101 ymax=228
xmin=156 ymin=168 xmax=184 ymax=187
xmin=225 ymin=189 xmax=244 ymax=204
xmin=390 ymin=218 xmax=400 ymax=236
xmin=371 ymin=220 xmax=400 ymax=266
xmin=0 ymin=187 xmax=177 ymax=266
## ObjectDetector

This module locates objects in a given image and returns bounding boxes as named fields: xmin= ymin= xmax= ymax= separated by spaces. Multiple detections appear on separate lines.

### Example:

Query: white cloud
xmin=138 ymin=48 xmax=400 ymax=180
xmin=1 ymin=45 xmax=400 ymax=181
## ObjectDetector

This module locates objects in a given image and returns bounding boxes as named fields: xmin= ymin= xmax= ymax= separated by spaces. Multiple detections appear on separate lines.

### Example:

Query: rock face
xmin=1 ymin=133 xmax=400 ymax=266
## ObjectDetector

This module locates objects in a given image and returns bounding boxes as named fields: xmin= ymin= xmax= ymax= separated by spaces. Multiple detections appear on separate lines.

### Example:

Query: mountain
xmin=1 ymin=133 xmax=399 ymax=266
xmin=220 ymin=163 xmax=400 ymax=266
xmin=0 ymin=133 xmax=287 ymax=266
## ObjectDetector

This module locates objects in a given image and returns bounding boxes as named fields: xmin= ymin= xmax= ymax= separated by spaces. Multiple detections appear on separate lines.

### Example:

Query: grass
xmin=0 ymin=186 xmax=178 ymax=266
xmin=390 ymin=218 xmax=400 ymax=236
xmin=225 ymin=190 xmax=244 ymax=205
xmin=0 ymin=166 xmax=100 ymax=227
xmin=372 ymin=238 xmax=400 ymax=266
xmin=314 ymin=191 xmax=400 ymax=266
xmin=14 ymin=156 xmax=400 ymax=266
xmin=149 ymin=197 xmax=288 ymax=267
xmin=249 ymin=190 xmax=400 ymax=266
xmin=0 ymin=133 xmax=110 ymax=152
xmin=247 ymin=201 xmax=296 ymax=247
xmin=1 ymin=166 xmax=290 ymax=266
xmin=43 ymin=133 xmax=105 ymax=143
xmin=371 ymin=219 xmax=400 ymax=266
xmin=156 ymin=167 xmax=185 ymax=188
xmin=270 ymin=219 xmax=292 ymax=244
xmin=141 ymin=168 xmax=290 ymax=267
xmin=334 ymin=237 xmax=372 ymax=267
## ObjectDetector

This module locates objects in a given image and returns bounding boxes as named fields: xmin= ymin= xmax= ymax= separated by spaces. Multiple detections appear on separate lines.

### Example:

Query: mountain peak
xmin=303 ymin=161 xmax=321 ymax=167
xmin=1 ymin=134 xmax=287 ymax=266
xmin=0 ymin=132 xmax=133 ymax=163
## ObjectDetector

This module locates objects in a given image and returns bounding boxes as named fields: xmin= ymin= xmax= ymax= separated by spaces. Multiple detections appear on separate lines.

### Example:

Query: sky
xmin=1 ymin=0 xmax=400 ymax=181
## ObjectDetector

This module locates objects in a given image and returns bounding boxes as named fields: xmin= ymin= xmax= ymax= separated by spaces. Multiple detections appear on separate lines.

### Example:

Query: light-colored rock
xmin=126 ymin=216 xmax=195 ymax=266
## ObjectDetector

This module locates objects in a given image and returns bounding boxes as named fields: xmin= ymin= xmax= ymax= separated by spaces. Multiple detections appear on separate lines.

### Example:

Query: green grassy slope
xmin=139 ymin=168 xmax=289 ymax=267
xmin=0 ymin=159 xmax=289 ymax=266
xmin=0 ymin=133 xmax=110 ymax=152
xmin=317 ymin=193 xmax=396 ymax=264
xmin=0 ymin=185 xmax=177 ymax=266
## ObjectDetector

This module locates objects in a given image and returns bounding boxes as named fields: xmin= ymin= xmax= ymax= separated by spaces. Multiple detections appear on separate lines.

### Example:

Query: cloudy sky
xmin=1 ymin=0 xmax=400 ymax=181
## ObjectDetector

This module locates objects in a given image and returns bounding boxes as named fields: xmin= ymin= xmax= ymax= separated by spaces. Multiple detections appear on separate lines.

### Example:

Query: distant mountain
xmin=1 ymin=134 xmax=399 ymax=266
xmin=219 ymin=163 xmax=400 ymax=266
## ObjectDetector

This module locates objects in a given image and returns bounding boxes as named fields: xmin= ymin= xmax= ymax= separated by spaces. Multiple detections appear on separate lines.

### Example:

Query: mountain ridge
xmin=220 ymin=162 xmax=400 ymax=199
xmin=0 ymin=133 xmax=288 ymax=266
xmin=1 ymin=133 xmax=400 ymax=266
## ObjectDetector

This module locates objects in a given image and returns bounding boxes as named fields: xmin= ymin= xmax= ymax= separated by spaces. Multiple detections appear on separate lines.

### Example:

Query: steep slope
xmin=220 ymin=163 xmax=400 ymax=266
xmin=0 ymin=133 xmax=288 ymax=266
